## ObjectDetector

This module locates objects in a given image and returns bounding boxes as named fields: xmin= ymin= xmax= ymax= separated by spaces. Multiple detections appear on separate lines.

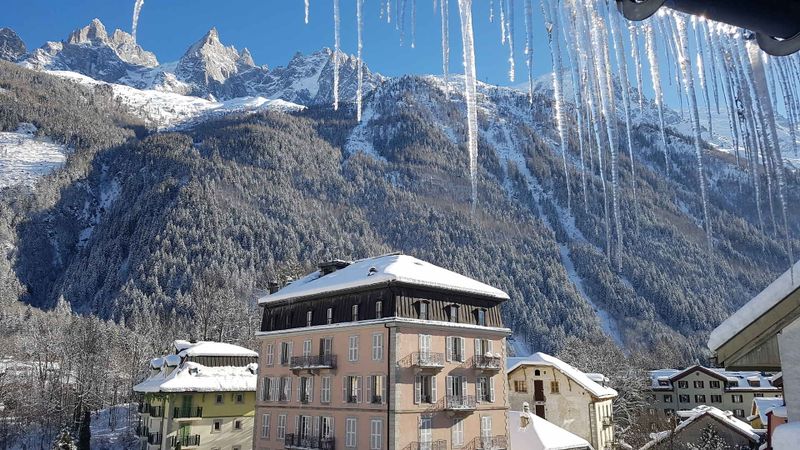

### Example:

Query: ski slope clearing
xmin=0 ymin=125 xmax=67 ymax=189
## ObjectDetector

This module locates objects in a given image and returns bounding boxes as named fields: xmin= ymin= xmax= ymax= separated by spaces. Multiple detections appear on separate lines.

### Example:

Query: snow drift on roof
xmin=508 ymin=410 xmax=590 ymax=450
xmin=752 ymin=397 xmax=784 ymax=425
xmin=259 ymin=254 xmax=510 ymax=304
xmin=178 ymin=341 xmax=258 ymax=358
xmin=641 ymin=405 xmax=760 ymax=449
xmin=647 ymin=366 xmax=777 ymax=389
xmin=708 ymin=260 xmax=800 ymax=351
xmin=133 ymin=361 xmax=257 ymax=393
xmin=507 ymin=353 xmax=617 ymax=399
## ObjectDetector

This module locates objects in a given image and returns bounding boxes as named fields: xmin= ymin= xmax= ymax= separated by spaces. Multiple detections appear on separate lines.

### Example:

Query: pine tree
xmin=691 ymin=425 xmax=729 ymax=450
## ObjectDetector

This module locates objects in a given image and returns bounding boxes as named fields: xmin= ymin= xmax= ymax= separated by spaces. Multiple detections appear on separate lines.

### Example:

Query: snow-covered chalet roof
xmin=641 ymin=405 xmax=760 ymax=449
xmin=507 ymin=353 xmax=617 ymax=399
xmin=133 ymin=361 xmax=257 ymax=393
xmin=177 ymin=341 xmax=258 ymax=358
xmin=708 ymin=260 xmax=800 ymax=351
xmin=647 ymin=366 xmax=778 ymax=390
xmin=752 ymin=397 xmax=785 ymax=425
xmin=259 ymin=254 xmax=510 ymax=304
xmin=509 ymin=410 xmax=590 ymax=450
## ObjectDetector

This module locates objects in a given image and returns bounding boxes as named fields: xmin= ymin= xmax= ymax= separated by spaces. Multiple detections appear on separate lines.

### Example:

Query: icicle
xmin=333 ymin=0 xmax=340 ymax=111
xmin=703 ymin=20 xmax=721 ymax=114
xmin=543 ymin=0 xmax=572 ymax=213
xmin=440 ymin=0 xmax=450 ymax=99
xmin=777 ymin=59 xmax=799 ymax=156
xmin=523 ymin=0 xmax=534 ymax=102
xmin=674 ymin=14 xmax=712 ymax=246
xmin=716 ymin=32 xmax=741 ymax=170
xmin=357 ymin=0 xmax=364 ymax=122
xmin=490 ymin=0 xmax=495 ymax=23
xmin=560 ymin=3 xmax=587 ymax=210
xmin=131 ymin=0 xmax=145 ymax=43
xmin=500 ymin=0 xmax=507 ymax=45
xmin=506 ymin=0 xmax=516 ymax=82
xmin=399 ymin=0 xmax=407 ymax=44
xmin=692 ymin=17 xmax=713 ymax=135
xmin=457 ymin=0 xmax=479 ymax=213
xmin=629 ymin=23 xmax=645 ymax=111
xmin=412 ymin=0 xmax=417 ymax=48
xmin=664 ymin=14 xmax=685 ymax=117
xmin=387 ymin=0 xmax=392 ymax=23
xmin=645 ymin=22 xmax=670 ymax=174
xmin=305 ymin=0 xmax=310 ymax=24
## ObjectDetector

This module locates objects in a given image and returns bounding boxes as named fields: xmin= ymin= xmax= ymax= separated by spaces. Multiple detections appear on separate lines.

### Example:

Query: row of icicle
xmin=131 ymin=1 xmax=797 ymax=274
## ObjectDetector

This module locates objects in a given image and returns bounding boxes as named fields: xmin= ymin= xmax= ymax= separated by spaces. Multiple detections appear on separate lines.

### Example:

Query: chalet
xmin=640 ymin=405 xmax=761 ymax=449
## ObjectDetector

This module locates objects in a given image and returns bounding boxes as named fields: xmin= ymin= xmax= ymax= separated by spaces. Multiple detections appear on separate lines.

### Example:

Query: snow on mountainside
xmin=0 ymin=27 xmax=26 ymax=62
xmin=0 ymin=123 xmax=67 ymax=189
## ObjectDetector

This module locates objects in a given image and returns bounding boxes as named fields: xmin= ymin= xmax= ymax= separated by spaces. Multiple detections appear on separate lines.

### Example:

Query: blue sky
xmin=4 ymin=0 xmax=558 ymax=87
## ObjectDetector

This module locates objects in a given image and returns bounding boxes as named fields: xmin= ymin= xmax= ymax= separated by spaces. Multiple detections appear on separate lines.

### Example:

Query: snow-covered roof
xmin=507 ymin=353 xmax=618 ymax=399
xmin=708 ymin=260 xmax=800 ymax=351
xmin=752 ymin=398 xmax=785 ymax=425
xmin=178 ymin=341 xmax=258 ymax=358
xmin=259 ymin=254 xmax=510 ymax=304
xmin=508 ymin=410 xmax=591 ymax=450
xmin=641 ymin=405 xmax=760 ymax=449
xmin=133 ymin=361 xmax=258 ymax=393
xmin=773 ymin=422 xmax=800 ymax=450
xmin=647 ymin=366 xmax=778 ymax=390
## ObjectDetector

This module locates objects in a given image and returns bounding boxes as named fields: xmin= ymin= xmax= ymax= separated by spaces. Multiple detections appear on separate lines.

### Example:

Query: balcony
xmin=135 ymin=425 xmax=149 ymax=437
xmin=412 ymin=352 xmax=445 ymax=369
xmin=473 ymin=355 xmax=502 ymax=371
xmin=444 ymin=395 xmax=477 ymax=411
xmin=468 ymin=436 xmax=508 ymax=450
xmin=290 ymin=355 xmax=337 ymax=371
xmin=173 ymin=406 xmax=203 ymax=419
xmin=167 ymin=435 xmax=200 ymax=447
xmin=405 ymin=440 xmax=447 ymax=450
xmin=284 ymin=433 xmax=335 ymax=450
xmin=149 ymin=406 xmax=163 ymax=418
xmin=147 ymin=433 xmax=162 ymax=445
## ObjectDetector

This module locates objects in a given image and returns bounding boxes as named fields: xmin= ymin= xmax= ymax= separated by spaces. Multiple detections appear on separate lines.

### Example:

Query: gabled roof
xmin=507 ymin=353 xmax=617 ymax=399
xmin=641 ymin=405 xmax=760 ymax=449
xmin=508 ymin=410 xmax=591 ymax=450
xmin=647 ymin=366 xmax=777 ymax=390
xmin=752 ymin=397 xmax=784 ymax=425
xmin=258 ymin=254 xmax=510 ymax=304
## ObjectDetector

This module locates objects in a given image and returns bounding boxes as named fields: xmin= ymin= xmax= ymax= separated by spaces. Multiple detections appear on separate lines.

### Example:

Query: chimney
xmin=268 ymin=281 xmax=280 ymax=294
xmin=318 ymin=259 xmax=351 ymax=276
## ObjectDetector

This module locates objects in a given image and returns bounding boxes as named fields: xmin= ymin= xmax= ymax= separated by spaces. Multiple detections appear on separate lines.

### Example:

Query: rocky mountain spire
xmin=0 ymin=27 xmax=27 ymax=62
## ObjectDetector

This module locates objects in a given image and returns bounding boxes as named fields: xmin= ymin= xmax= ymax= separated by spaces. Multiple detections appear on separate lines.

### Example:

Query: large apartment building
xmin=253 ymin=254 xmax=511 ymax=450
xmin=646 ymin=365 xmax=781 ymax=430
xmin=134 ymin=340 xmax=259 ymax=450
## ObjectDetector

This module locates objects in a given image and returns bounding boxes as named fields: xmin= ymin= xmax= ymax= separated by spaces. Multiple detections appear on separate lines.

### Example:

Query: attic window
xmin=327 ymin=307 xmax=334 ymax=325
xmin=416 ymin=301 xmax=430 ymax=320
xmin=352 ymin=304 xmax=359 ymax=322
xmin=189 ymin=367 xmax=199 ymax=375
xmin=476 ymin=308 xmax=487 ymax=326
xmin=447 ymin=305 xmax=459 ymax=323
xmin=368 ymin=267 xmax=378 ymax=276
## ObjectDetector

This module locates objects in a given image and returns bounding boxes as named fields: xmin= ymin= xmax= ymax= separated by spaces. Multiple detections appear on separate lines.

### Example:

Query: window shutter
xmin=474 ymin=338 xmax=481 ymax=359
xmin=287 ymin=378 xmax=293 ymax=400
xmin=288 ymin=342 xmax=293 ymax=362
xmin=476 ymin=377 xmax=483 ymax=403
xmin=342 ymin=377 xmax=348 ymax=403
xmin=298 ymin=378 xmax=303 ymax=402
xmin=356 ymin=376 xmax=362 ymax=403
xmin=309 ymin=377 xmax=314 ymax=403
xmin=490 ymin=377 xmax=496 ymax=402
xmin=446 ymin=337 xmax=453 ymax=362
xmin=366 ymin=375 xmax=373 ymax=403
xmin=383 ymin=376 xmax=388 ymax=404
xmin=459 ymin=338 xmax=466 ymax=362
xmin=446 ymin=376 xmax=453 ymax=398
xmin=488 ymin=340 xmax=494 ymax=354
xmin=462 ymin=377 xmax=468 ymax=398
xmin=414 ymin=375 xmax=421 ymax=404
xmin=431 ymin=376 xmax=437 ymax=402
xmin=419 ymin=334 xmax=424 ymax=351
xmin=313 ymin=416 xmax=320 ymax=437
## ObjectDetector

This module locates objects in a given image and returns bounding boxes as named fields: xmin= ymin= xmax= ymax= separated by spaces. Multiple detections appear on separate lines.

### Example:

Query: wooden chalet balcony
xmin=147 ymin=432 xmax=162 ymax=445
xmin=467 ymin=436 xmax=508 ymax=450
xmin=412 ymin=352 xmax=445 ymax=369
xmin=473 ymin=355 xmax=502 ymax=371
xmin=167 ymin=434 xmax=200 ymax=447
xmin=290 ymin=355 xmax=337 ymax=370
xmin=405 ymin=440 xmax=447 ymax=450
xmin=173 ymin=406 xmax=203 ymax=419
xmin=444 ymin=395 xmax=477 ymax=411
xmin=284 ymin=433 xmax=335 ymax=450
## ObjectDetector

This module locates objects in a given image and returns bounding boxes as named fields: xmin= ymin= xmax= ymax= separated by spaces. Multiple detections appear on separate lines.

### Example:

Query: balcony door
xmin=534 ymin=380 xmax=545 ymax=402
xmin=419 ymin=415 xmax=432 ymax=446
xmin=321 ymin=416 xmax=333 ymax=439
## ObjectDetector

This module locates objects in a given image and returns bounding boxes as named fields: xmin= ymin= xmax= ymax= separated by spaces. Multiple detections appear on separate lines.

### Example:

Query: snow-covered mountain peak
xmin=0 ymin=27 xmax=27 ymax=62
xmin=238 ymin=48 xmax=256 ymax=68
xmin=66 ymin=18 xmax=108 ymax=45
xmin=176 ymin=27 xmax=250 ymax=94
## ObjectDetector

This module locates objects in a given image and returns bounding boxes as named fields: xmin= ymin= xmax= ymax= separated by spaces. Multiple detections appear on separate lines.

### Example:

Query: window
xmin=321 ymin=416 xmax=333 ymax=439
xmin=370 ymin=419 xmax=383 ymax=450
xmin=419 ymin=415 xmax=432 ymax=446
xmin=261 ymin=377 xmax=271 ymax=401
xmin=477 ymin=376 xmax=495 ymax=402
xmin=215 ymin=394 xmax=224 ymax=404
xmin=349 ymin=335 xmax=359 ymax=362
xmin=658 ymin=380 xmax=670 ymax=386
xmin=534 ymin=369 xmax=541 ymax=376
xmin=280 ymin=342 xmax=293 ymax=365
xmin=321 ymin=376 xmax=332 ymax=403
xmin=307 ymin=310 xmax=313 ymax=327
xmin=711 ymin=395 xmax=722 ymax=403
xmin=415 ymin=374 xmax=437 ymax=404
xmin=732 ymin=395 xmax=743 ymax=403
xmin=372 ymin=333 xmax=384 ymax=361
xmin=280 ymin=377 xmax=292 ymax=401
xmin=352 ymin=304 xmax=359 ymax=321
xmin=261 ymin=414 xmax=271 ymax=438
xmin=369 ymin=375 xmax=385 ymax=404
xmin=663 ymin=395 xmax=673 ymax=402
xmin=303 ymin=339 xmax=312 ymax=357
xmin=234 ymin=420 xmax=242 ymax=430
xmin=235 ymin=393 xmax=244 ymax=403
xmin=346 ymin=417 xmax=358 ymax=448
xmin=344 ymin=376 xmax=362 ymax=403
xmin=277 ymin=414 xmax=287 ymax=439
xmin=694 ymin=381 xmax=704 ymax=389
xmin=727 ymin=381 xmax=738 ymax=388
xmin=452 ymin=418 xmax=464 ymax=446
xmin=480 ymin=416 xmax=492 ymax=442
xmin=734 ymin=409 xmax=745 ymax=418
xmin=514 ymin=380 xmax=528 ymax=393
xmin=754 ymin=393 xmax=764 ymax=398
xmin=212 ymin=419 xmax=222 ymax=432
xmin=327 ymin=307 xmax=334 ymax=324
xmin=447 ymin=336 xmax=465 ymax=362
xmin=695 ymin=395 xmax=706 ymax=403
xmin=476 ymin=308 xmax=487 ymax=326
xmin=300 ymin=376 xmax=313 ymax=403
xmin=677 ymin=381 xmax=688 ymax=389
xmin=550 ymin=381 xmax=560 ymax=394
xmin=265 ymin=343 xmax=274 ymax=366
xmin=417 ymin=301 xmax=429 ymax=320
xmin=448 ymin=304 xmax=459 ymax=323
xmin=375 ymin=300 xmax=383 ymax=319
xmin=710 ymin=380 xmax=720 ymax=389
xmin=679 ymin=395 xmax=690 ymax=403
xmin=320 ymin=337 xmax=333 ymax=356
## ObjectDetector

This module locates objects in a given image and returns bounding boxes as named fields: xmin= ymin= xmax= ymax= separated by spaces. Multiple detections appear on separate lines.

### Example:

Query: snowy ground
xmin=48 ymin=70 xmax=305 ymax=130
xmin=90 ymin=404 xmax=139 ymax=450
xmin=0 ymin=124 xmax=67 ymax=189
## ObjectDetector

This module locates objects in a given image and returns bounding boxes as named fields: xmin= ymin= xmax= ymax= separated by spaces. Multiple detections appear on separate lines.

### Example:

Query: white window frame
xmin=370 ymin=419 xmax=383 ymax=450
xmin=452 ymin=418 xmax=464 ymax=446
xmin=212 ymin=418 xmax=222 ymax=433
xmin=481 ymin=415 xmax=492 ymax=441
xmin=327 ymin=307 xmax=334 ymax=324
xmin=372 ymin=333 xmax=384 ymax=361
xmin=261 ymin=414 xmax=271 ymax=438
xmin=321 ymin=376 xmax=332 ymax=403
xmin=277 ymin=414 xmax=287 ymax=439
xmin=349 ymin=335 xmax=359 ymax=362
xmin=375 ymin=300 xmax=383 ymax=319
xmin=265 ymin=343 xmax=274 ymax=366
xmin=352 ymin=304 xmax=359 ymax=321
xmin=346 ymin=417 xmax=358 ymax=448
xmin=303 ymin=339 xmax=312 ymax=357
xmin=307 ymin=310 xmax=313 ymax=327
xmin=419 ymin=415 xmax=432 ymax=445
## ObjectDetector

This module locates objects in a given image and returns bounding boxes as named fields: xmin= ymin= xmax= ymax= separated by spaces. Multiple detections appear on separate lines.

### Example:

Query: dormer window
xmin=327 ymin=307 xmax=334 ymax=325
xmin=306 ymin=310 xmax=313 ymax=327
xmin=352 ymin=304 xmax=359 ymax=321
xmin=375 ymin=300 xmax=383 ymax=319
xmin=448 ymin=305 xmax=459 ymax=323
xmin=417 ymin=301 xmax=429 ymax=320
xmin=476 ymin=308 xmax=487 ymax=326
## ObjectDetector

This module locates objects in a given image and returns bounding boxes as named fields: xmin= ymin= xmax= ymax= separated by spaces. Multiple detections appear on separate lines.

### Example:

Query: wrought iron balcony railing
xmin=473 ymin=355 xmax=502 ymax=370
xmin=406 ymin=440 xmax=447 ymax=450
xmin=444 ymin=395 xmax=477 ymax=411
xmin=173 ymin=406 xmax=203 ymax=419
xmin=412 ymin=352 xmax=445 ymax=368
xmin=167 ymin=434 xmax=200 ymax=447
xmin=284 ymin=433 xmax=335 ymax=450
xmin=290 ymin=355 xmax=337 ymax=370
xmin=469 ymin=435 xmax=508 ymax=450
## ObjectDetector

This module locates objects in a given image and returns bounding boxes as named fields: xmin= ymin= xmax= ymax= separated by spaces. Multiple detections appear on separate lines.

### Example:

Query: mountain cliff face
xmin=1 ymin=21 xmax=798 ymax=361
xmin=0 ymin=28 xmax=26 ymax=62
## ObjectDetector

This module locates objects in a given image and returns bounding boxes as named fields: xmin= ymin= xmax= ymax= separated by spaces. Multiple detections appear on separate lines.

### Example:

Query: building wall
xmin=648 ymin=415 xmax=757 ymax=450
xmin=507 ymin=364 xmax=614 ymax=450
xmin=777 ymin=316 xmax=800 ymax=422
